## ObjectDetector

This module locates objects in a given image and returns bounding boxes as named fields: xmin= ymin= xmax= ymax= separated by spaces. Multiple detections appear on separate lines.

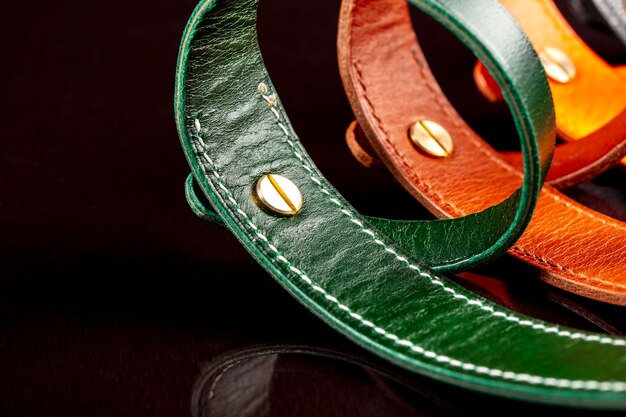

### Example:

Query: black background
xmin=1 ymin=0 xmax=626 ymax=415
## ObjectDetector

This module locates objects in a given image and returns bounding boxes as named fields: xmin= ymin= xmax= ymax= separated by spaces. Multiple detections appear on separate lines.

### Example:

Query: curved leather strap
xmin=177 ymin=7 xmax=555 ymax=274
xmin=185 ymin=174 xmax=224 ymax=225
xmin=348 ymin=0 xmax=626 ymax=187
xmin=176 ymin=0 xmax=626 ymax=406
xmin=183 ymin=182 xmax=626 ymax=335
xmin=185 ymin=183 xmax=626 ymax=335
xmin=590 ymin=0 xmax=626 ymax=45
xmin=339 ymin=0 xmax=626 ymax=306
xmin=473 ymin=0 xmax=626 ymax=186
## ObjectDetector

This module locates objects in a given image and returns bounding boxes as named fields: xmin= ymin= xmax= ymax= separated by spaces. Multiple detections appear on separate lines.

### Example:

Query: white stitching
xmin=192 ymin=132 xmax=626 ymax=392
xmin=187 ymin=91 xmax=626 ymax=391
xmin=254 ymin=88 xmax=626 ymax=348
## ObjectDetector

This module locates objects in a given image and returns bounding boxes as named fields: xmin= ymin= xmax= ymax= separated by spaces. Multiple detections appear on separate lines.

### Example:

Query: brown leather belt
xmin=347 ymin=0 xmax=626 ymax=188
xmin=338 ymin=0 xmax=626 ymax=305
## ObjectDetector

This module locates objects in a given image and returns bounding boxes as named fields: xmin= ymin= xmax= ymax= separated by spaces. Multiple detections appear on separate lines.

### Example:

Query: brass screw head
xmin=409 ymin=120 xmax=453 ymax=158
xmin=539 ymin=47 xmax=576 ymax=83
xmin=255 ymin=174 xmax=303 ymax=217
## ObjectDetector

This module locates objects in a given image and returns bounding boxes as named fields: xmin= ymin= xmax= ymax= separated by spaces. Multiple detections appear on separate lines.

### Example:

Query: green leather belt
xmin=175 ymin=0 xmax=626 ymax=407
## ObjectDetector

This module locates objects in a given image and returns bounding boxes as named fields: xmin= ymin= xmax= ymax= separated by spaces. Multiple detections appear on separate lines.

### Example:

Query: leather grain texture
xmin=336 ymin=0 xmax=560 ymax=273
xmin=175 ymin=0 xmax=626 ymax=407
xmin=473 ymin=0 xmax=626 ymax=185
xmin=338 ymin=0 xmax=626 ymax=306
xmin=181 ymin=6 xmax=557 ymax=277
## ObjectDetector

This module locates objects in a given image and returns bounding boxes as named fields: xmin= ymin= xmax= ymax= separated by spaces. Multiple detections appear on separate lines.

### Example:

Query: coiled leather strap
xmin=175 ymin=0 xmax=626 ymax=407
xmin=339 ymin=0 xmax=626 ymax=306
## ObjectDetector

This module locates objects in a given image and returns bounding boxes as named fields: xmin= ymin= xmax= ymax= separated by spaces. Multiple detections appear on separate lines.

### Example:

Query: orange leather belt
xmin=338 ymin=0 xmax=626 ymax=305
xmin=473 ymin=0 xmax=626 ymax=184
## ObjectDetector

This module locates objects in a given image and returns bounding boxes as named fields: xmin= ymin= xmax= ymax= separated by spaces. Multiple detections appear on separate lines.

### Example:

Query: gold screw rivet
xmin=254 ymin=174 xmax=303 ymax=217
xmin=539 ymin=47 xmax=576 ymax=83
xmin=409 ymin=120 xmax=453 ymax=158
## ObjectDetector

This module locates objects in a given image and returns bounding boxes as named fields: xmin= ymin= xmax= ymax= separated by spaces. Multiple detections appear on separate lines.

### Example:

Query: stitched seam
xmin=191 ymin=120 xmax=626 ymax=391
xmin=511 ymin=247 xmax=626 ymax=291
xmin=190 ymin=103 xmax=626 ymax=390
xmin=354 ymin=63 xmax=465 ymax=216
xmin=353 ymin=50 xmax=626 ymax=285
xmin=251 ymin=88 xmax=626 ymax=347
xmin=208 ymin=362 xmax=237 ymax=400
xmin=408 ymin=48 xmax=626 ymax=269
xmin=407 ymin=54 xmax=626 ymax=232
xmin=354 ymin=60 xmax=616 ymax=285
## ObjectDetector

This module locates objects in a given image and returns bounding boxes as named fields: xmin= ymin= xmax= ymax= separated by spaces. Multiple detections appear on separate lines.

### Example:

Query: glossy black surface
xmin=1 ymin=0 xmax=625 ymax=415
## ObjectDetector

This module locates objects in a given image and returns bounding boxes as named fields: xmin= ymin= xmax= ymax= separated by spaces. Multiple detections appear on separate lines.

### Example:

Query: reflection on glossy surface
xmin=184 ymin=213 xmax=626 ymax=417
xmin=191 ymin=344 xmax=626 ymax=417
xmin=192 ymin=346 xmax=456 ymax=417
xmin=454 ymin=266 xmax=626 ymax=336
xmin=1 ymin=0 xmax=625 ymax=414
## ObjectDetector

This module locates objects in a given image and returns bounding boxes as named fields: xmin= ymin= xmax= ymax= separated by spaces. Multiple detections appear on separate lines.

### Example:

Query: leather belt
xmin=338 ymin=0 xmax=626 ymax=306
xmin=176 ymin=0 xmax=626 ymax=406
xmin=347 ymin=0 xmax=626 ymax=187
xmin=473 ymin=0 xmax=626 ymax=184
